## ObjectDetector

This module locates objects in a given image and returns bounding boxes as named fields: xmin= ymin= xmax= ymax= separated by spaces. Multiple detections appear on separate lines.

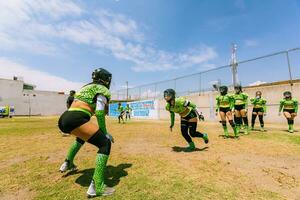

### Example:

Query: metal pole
xmin=139 ymin=87 xmax=141 ymax=100
xmin=285 ymin=51 xmax=293 ymax=90
xmin=126 ymin=81 xmax=129 ymax=101
xmin=231 ymin=43 xmax=238 ymax=87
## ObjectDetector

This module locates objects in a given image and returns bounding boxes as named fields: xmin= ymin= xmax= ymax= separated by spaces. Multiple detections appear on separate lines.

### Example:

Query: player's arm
xmin=170 ymin=111 xmax=175 ymax=130
xmin=279 ymin=100 xmax=284 ymax=113
xmin=230 ymin=95 xmax=235 ymax=111
xmin=95 ymin=95 xmax=114 ymax=142
xmin=215 ymin=97 xmax=220 ymax=113
xmin=250 ymin=98 xmax=256 ymax=105
xmin=294 ymin=99 xmax=298 ymax=113
xmin=244 ymin=93 xmax=249 ymax=109
xmin=263 ymin=99 xmax=267 ymax=113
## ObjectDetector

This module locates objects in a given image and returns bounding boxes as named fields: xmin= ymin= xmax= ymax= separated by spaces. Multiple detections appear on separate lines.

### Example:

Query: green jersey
xmin=232 ymin=92 xmax=248 ymax=106
xmin=279 ymin=98 xmax=298 ymax=112
xmin=118 ymin=106 xmax=124 ymax=113
xmin=125 ymin=106 xmax=132 ymax=112
xmin=165 ymin=97 xmax=197 ymax=127
xmin=216 ymin=94 xmax=234 ymax=111
xmin=75 ymin=84 xmax=111 ymax=110
xmin=250 ymin=97 xmax=267 ymax=112
xmin=75 ymin=83 xmax=111 ymax=134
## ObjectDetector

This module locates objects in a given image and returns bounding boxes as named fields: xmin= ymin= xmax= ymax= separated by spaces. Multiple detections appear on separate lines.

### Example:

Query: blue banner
xmin=109 ymin=100 xmax=155 ymax=117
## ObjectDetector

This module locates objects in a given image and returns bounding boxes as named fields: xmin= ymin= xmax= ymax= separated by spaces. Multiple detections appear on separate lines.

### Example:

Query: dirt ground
xmin=0 ymin=117 xmax=299 ymax=200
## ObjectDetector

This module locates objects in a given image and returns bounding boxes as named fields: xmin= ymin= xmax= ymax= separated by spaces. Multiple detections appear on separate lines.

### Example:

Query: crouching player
xmin=58 ymin=68 xmax=115 ymax=197
xmin=216 ymin=86 xmax=238 ymax=138
xmin=250 ymin=91 xmax=267 ymax=131
xmin=164 ymin=89 xmax=209 ymax=151
xmin=279 ymin=91 xmax=298 ymax=133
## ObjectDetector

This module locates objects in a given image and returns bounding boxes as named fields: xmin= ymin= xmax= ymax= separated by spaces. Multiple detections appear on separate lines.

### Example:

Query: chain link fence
xmin=111 ymin=47 xmax=300 ymax=101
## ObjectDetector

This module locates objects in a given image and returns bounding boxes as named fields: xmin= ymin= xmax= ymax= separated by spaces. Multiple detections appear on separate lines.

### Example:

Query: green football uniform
xmin=232 ymin=92 xmax=248 ymax=107
xmin=118 ymin=106 xmax=124 ymax=113
xmin=250 ymin=97 xmax=267 ymax=112
xmin=216 ymin=94 xmax=234 ymax=112
xmin=165 ymin=97 xmax=196 ymax=127
xmin=125 ymin=106 xmax=132 ymax=112
xmin=75 ymin=84 xmax=111 ymax=134
xmin=279 ymin=98 xmax=298 ymax=113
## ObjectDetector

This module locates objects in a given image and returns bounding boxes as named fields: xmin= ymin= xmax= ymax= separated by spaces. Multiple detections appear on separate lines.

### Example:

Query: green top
xmin=75 ymin=84 xmax=111 ymax=110
xmin=165 ymin=97 xmax=197 ymax=127
xmin=118 ymin=106 xmax=124 ymax=112
xmin=75 ymin=84 xmax=111 ymax=134
xmin=125 ymin=106 xmax=132 ymax=112
xmin=279 ymin=98 xmax=298 ymax=113
xmin=216 ymin=94 xmax=234 ymax=111
xmin=250 ymin=97 xmax=267 ymax=112
xmin=232 ymin=92 xmax=248 ymax=107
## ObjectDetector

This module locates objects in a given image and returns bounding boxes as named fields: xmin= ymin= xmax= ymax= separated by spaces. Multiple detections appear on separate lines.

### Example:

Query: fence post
xmin=139 ymin=87 xmax=141 ymax=100
xmin=285 ymin=51 xmax=293 ymax=90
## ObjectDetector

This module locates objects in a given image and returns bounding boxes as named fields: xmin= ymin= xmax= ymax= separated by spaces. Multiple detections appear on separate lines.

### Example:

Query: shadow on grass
xmin=218 ymin=135 xmax=240 ymax=139
xmin=63 ymin=163 xmax=132 ymax=187
xmin=280 ymin=130 xmax=299 ymax=133
xmin=172 ymin=146 xmax=209 ymax=153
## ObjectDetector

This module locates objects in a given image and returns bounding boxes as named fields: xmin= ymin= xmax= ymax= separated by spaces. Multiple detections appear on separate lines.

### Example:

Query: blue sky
xmin=0 ymin=0 xmax=299 ymax=92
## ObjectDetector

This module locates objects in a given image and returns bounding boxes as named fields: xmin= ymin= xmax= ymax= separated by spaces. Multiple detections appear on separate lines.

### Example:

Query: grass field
xmin=0 ymin=117 xmax=300 ymax=200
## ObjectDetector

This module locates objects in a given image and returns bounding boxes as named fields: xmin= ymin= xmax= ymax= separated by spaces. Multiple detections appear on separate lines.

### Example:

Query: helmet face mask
xmin=234 ymin=85 xmax=242 ymax=93
xmin=283 ymin=91 xmax=292 ymax=99
xmin=163 ymin=89 xmax=175 ymax=102
xmin=92 ymin=68 xmax=112 ymax=89
xmin=70 ymin=90 xmax=76 ymax=96
xmin=256 ymin=91 xmax=262 ymax=98
xmin=219 ymin=86 xmax=228 ymax=95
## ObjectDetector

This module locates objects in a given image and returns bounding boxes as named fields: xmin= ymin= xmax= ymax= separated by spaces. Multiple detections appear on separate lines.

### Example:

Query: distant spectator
xmin=66 ymin=90 xmax=76 ymax=109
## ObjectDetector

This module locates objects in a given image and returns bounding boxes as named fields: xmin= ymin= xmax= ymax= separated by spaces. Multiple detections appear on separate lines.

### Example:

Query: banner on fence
xmin=109 ymin=100 xmax=158 ymax=119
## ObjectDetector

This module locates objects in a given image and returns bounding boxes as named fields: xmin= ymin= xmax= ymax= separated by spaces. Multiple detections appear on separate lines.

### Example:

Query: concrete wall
xmin=157 ymin=81 xmax=300 ymax=124
xmin=0 ymin=78 xmax=68 ymax=116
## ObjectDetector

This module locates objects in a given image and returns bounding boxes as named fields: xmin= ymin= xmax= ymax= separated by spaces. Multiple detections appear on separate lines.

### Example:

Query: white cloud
xmin=248 ymin=80 xmax=266 ymax=86
xmin=0 ymin=0 xmax=218 ymax=72
xmin=0 ymin=58 xmax=83 ymax=92
xmin=244 ymin=39 xmax=259 ymax=47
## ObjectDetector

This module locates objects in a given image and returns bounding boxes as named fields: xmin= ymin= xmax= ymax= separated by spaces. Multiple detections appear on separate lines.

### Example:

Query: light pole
xmin=230 ymin=43 xmax=239 ymax=87
xmin=126 ymin=81 xmax=129 ymax=101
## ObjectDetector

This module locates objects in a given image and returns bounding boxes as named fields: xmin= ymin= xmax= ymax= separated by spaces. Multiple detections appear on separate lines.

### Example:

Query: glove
xmin=106 ymin=133 xmax=114 ymax=143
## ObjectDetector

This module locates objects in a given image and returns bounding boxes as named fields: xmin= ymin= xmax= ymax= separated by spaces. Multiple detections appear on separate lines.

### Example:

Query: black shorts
xmin=252 ymin=108 xmax=264 ymax=113
xmin=234 ymin=104 xmax=246 ymax=111
xmin=283 ymin=109 xmax=296 ymax=114
xmin=219 ymin=107 xmax=231 ymax=113
xmin=58 ymin=110 xmax=91 ymax=133
xmin=182 ymin=110 xmax=198 ymax=120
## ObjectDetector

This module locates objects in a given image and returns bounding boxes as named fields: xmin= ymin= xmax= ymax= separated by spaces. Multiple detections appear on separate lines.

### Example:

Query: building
xmin=0 ymin=77 xmax=68 ymax=116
